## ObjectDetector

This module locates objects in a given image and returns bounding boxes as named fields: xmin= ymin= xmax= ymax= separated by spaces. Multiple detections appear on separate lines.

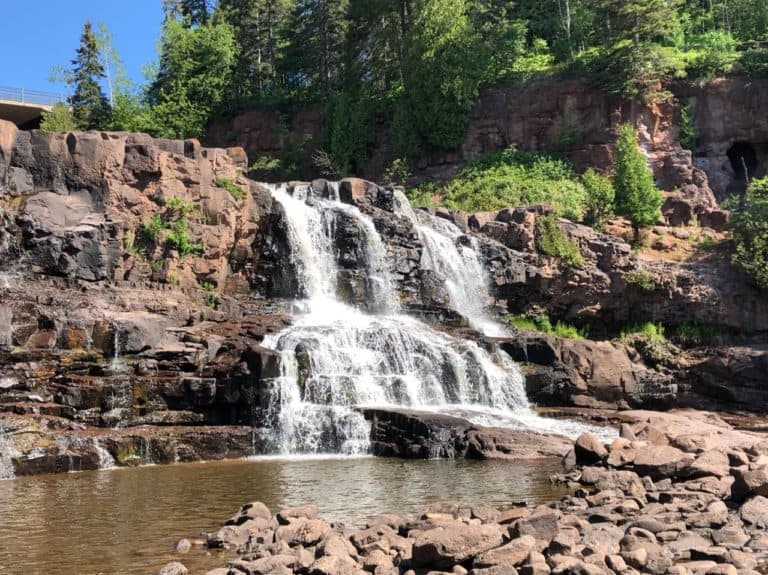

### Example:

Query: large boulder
xmin=412 ymin=524 xmax=505 ymax=569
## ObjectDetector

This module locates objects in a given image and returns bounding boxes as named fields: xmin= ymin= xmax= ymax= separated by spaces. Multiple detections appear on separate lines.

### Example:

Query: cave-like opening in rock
xmin=727 ymin=141 xmax=758 ymax=182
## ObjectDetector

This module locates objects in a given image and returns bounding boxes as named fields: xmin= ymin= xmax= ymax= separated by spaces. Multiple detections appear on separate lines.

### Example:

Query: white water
xmin=401 ymin=201 xmax=507 ymax=337
xmin=0 ymin=425 xmax=15 ymax=480
xmin=93 ymin=439 xmax=117 ymax=470
xmin=261 ymin=184 xmax=609 ymax=455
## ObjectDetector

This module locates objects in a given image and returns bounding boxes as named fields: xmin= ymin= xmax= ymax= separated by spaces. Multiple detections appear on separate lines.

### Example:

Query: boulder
xmin=412 ymin=524 xmax=505 ymax=570
xmin=740 ymin=496 xmax=768 ymax=528
xmin=158 ymin=562 xmax=188 ymax=575
xmin=473 ymin=536 xmax=536 ymax=569
xmin=574 ymin=433 xmax=608 ymax=465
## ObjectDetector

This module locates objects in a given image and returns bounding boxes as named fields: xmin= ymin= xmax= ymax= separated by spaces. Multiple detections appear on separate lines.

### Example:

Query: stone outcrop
xmin=186 ymin=409 xmax=768 ymax=575
xmin=2 ymin=118 xmax=768 ymax=476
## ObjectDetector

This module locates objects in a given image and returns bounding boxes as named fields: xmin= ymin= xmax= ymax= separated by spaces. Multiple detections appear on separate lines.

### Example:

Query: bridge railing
xmin=0 ymin=86 xmax=66 ymax=107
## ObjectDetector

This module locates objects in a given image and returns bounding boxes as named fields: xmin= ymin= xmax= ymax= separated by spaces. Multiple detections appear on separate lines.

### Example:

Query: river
xmin=0 ymin=457 xmax=567 ymax=574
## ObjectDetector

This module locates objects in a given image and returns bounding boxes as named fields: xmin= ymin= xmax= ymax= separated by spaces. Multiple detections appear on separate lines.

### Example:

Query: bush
xmin=383 ymin=158 xmax=412 ymax=186
xmin=507 ymin=314 xmax=584 ymax=339
xmin=623 ymin=270 xmax=656 ymax=291
xmin=408 ymin=147 xmax=588 ymax=220
xmin=582 ymin=169 xmax=615 ymax=229
xmin=620 ymin=322 xmax=665 ymax=343
xmin=166 ymin=219 xmax=204 ymax=257
xmin=688 ymin=31 xmax=739 ymax=79
xmin=40 ymin=103 xmax=77 ymax=132
xmin=673 ymin=324 xmax=733 ymax=347
xmin=679 ymin=103 xmax=698 ymax=152
xmin=140 ymin=214 xmax=164 ymax=243
xmin=613 ymin=124 xmax=664 ymax=241
xmin=729 ymin=178 xmax=768 ymax=290
xmin=537 ymin=215 xmax=585 ymax=268
xmin=214 ymin=177 xmax=247 ymax=200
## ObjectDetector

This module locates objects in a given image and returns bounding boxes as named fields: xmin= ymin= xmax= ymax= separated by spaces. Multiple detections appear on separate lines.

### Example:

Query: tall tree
xmin=281 ymin=0 xmax=350 ymax=95
xmin=68 ymin=21 xmax=110 ymax=130
xmin=613 ymin=124 xmax=663 ymax=241
xmin=147 ymin=17 xmax=237 ymax=138
xmin=403 ymin=0 xmax=487 ymax=149
xmin=219 ymin=0 xmax=293 ymax=100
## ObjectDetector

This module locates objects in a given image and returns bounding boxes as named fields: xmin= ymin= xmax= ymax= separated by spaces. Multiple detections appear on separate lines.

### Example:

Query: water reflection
xmin=0 ymin=457 xmax=566 ymax=575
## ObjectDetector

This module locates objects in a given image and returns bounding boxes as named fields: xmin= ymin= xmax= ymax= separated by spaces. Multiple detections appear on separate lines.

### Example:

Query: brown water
xmin=0 ymin=457 xmax=567 ymax=575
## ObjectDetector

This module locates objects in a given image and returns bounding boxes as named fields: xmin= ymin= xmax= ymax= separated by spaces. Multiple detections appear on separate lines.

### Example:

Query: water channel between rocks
xmin=0 ymin=457 xmax=568 ymax=575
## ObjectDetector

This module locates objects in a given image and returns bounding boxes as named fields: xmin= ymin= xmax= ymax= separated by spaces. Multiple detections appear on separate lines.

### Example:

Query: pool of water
xmin=0 ymin=457 xmax=567 ymax=575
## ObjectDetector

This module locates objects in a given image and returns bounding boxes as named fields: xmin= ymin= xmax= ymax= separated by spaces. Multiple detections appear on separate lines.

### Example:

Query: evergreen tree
xmin=219 ymin=0 xmax=293 ymax=101
xmin=281 ymin=0 xmax=350 ymax=95
xmin=147 ymin=17 xmax=237 ymax=138
xmin=613 ymin=124 xmax=663 ymax=240
xmin=403 ymin=0 xmax=487 ymax=149
xmin=68 ymin=21 xmax=110 ymax=130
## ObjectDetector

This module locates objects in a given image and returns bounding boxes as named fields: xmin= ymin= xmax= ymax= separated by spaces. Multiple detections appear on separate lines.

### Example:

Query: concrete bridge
xmin=0 ymin=86 xmax=66 ymax=128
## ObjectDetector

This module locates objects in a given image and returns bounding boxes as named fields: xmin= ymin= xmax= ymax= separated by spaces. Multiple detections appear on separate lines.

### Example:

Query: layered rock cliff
xmin=0 ymin=119 xmax=766 ymax=476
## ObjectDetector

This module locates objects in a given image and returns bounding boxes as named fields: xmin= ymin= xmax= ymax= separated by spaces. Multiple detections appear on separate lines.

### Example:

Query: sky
xmin=1 ymin=1 xmax=164 ymax=96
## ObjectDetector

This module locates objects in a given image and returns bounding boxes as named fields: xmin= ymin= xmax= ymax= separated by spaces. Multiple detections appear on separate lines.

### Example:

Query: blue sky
xmin=1 ymin=1 xmax=163 ymax=95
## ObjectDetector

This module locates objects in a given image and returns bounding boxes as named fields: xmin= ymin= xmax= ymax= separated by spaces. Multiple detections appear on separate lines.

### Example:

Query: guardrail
xmin=0 ymin=86 xmax=65 ymax=107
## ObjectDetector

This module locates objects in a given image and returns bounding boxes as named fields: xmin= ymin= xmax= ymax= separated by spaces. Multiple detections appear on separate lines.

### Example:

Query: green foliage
xmin=537 ymin=215 xmax=585 ymax=268
xmin=507 ymin=313 xmax=584 ymax=339
xmin=409 ymin=148 xmax=588 ymax=220
xmin=620 ymin=321 xmax=666 ymax=343
xmin=40 ymin=103 xmax=77 ymax=132
xmin=581 ymin=169 xmax=615 ymax=229
xmin=214 ymin=177 xmax=247 ymax=200
xmin=623 ymin=270 xmax=656 ymax=291
xmin=140 ymin=214 xmax=164 ymax=243
xmin=673 ymin=323 xmax=733 ymax=347
xmin=391 ymin=95 xmax=421 ymax=159
xmin=741 ymin=45 xmax=768 ymax=77
xmin=729 ymin=178 xmax=768 ymax=290
xmin=147 ymin=17 xmax=236 ymax=138
xmin=166 ymin=218 xmax=204 ymax=257
xmin=505 ymin=38 xmax=556 ymax=83
xmin=679 ymin=103 xmax=698 ymax=152
xmin=613 ymin=124 xmax=664 ymax=238
xmin=687 ymin=31 xmax=739 ymax=79
xmin=383 ymin=158 xmax=412 ymax=186
xmin=403 ymin=0 xmax=488 ymax=149
xmin=68 ymin=21 xmax=110 ymax=129
xmin=323 ymin=91 xmax=370 ymax=176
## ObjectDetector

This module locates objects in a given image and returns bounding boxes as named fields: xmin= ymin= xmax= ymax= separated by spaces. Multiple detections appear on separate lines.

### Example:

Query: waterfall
xmin=93 ymin=439 xmax=117 ymax=470
xmin=261 ymin=184 xmax=546 ymax=456
xmin=0 ymin=424 xmax=15 ymax=480
xmin=401 ymin=203 xmax=507 ymax=337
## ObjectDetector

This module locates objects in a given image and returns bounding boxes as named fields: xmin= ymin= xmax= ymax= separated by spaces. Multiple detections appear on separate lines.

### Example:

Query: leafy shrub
xmin=620 ymin=322 xmax=665 ymax=343
xmin=214 ymin=177 xmax=247 ymax=200
xmin=741 ymin=45 xmax=768 ymax=77
xmin=537 ymin=215 xmax=585 ymax=268
xmin=688 ymin=31 xmax=739 ymax=79
xmin=166 ymin=219 xmax=204 ymax=257
xmin=140 ymin=214 xmax=164 ymax=243
xmin=729 ymin=178 xmax=768 ymax=290
xmin=383 ymin=158 xmax=412 ymax=185
xmin=623 ymin=270 xmax=656 ymax=291
xmin=582 ymin=169 xmax=615 ymax=229
xmin=40 ymin=103 xmax=77 ymax=132
xmin=507 ymin=313 xmax=584 ymax=339
xmin=409 ymin=147 xmax=588 ymax=220
xmin=679 ymin=103 xmax=698 ymax=152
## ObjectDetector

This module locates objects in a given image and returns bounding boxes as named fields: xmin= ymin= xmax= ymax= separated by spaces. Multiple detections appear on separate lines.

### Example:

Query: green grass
xmin=407 ymin=147 xmax=588 ymax=221
xmin=215 ymin=177 xmax=247 ymax=200
xmin=620 ymin=322 xmax=666 ymax=343
xmin=507 ymin=314 xmax=585 ymax=339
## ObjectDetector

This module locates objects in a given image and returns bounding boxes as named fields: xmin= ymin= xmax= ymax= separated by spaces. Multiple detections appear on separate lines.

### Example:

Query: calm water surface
xmin=0 ymin=457 xmax=567 ymax=575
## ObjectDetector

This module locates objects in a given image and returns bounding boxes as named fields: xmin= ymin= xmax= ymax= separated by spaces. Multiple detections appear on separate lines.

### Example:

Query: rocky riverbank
xmin=161 ymin=410 xmax=768 ymax=575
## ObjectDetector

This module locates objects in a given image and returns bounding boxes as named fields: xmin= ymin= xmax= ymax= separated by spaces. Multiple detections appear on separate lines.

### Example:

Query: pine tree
xmin=68 ymin=21 xmax=110 ymax=130
xmin=613 ymin=124 xmax=663 ymax=241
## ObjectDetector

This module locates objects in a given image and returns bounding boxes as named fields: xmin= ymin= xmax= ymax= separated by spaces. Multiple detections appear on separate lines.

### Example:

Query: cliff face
xmin=0 ymin=119 xmax=767 ymax=476
xmin=209 ymin=77 xmax=768 ymax=223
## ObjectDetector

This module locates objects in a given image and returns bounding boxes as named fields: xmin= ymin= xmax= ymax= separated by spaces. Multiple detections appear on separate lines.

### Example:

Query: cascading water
xmin=260 ymin=184 xmax=595 ymax=456
xmin=0 ymin=424 xmax=15 ymax=480
xmin=393 ymin=192 xmax=506 ymax=337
